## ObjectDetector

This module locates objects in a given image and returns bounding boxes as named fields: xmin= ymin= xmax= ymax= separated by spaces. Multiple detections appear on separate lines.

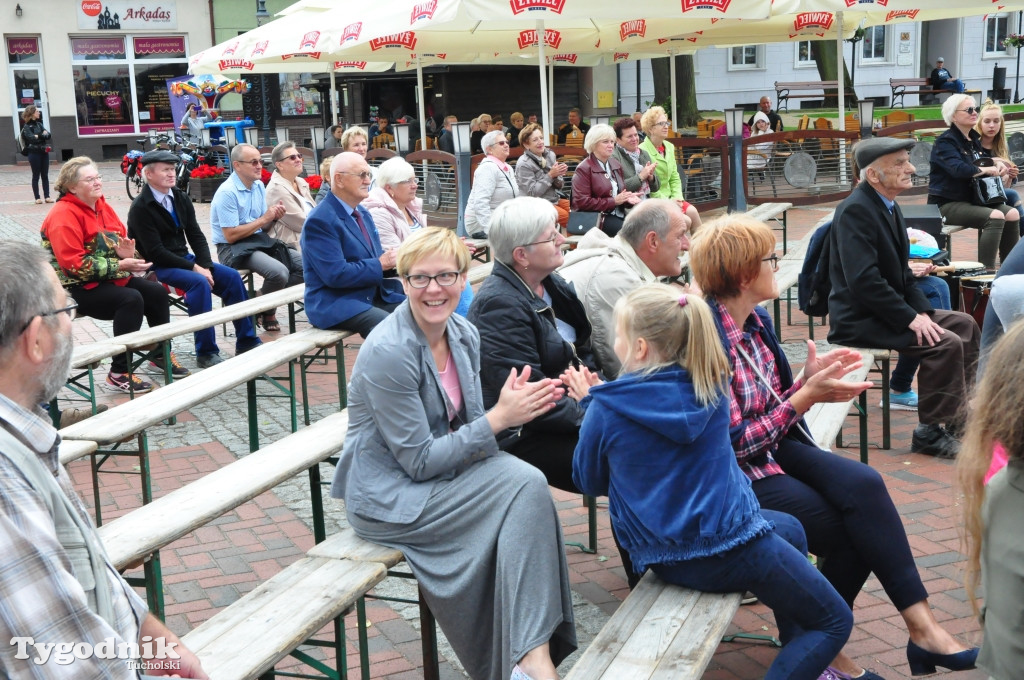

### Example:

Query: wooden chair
xmin=814 ymin=117 xmax=836 ymax=157
xmin=882 ymin=111 xmax=916 ymax=139
xmin=372 ymin=133 xmax=395 ymax=150
xmin=844 ymin=114 xmax=860 ymax=130
xmin=414 ymin=136 xmax=436 ymax=151
xmin=697 ymin=120 xmax=715 ymax=138
xmin=563 ymin=127 xmax=585 ymax=149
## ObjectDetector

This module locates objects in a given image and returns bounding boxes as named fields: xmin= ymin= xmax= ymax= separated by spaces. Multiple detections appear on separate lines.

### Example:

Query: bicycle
xmin=121 ymin=134 xmax=215 ymax=200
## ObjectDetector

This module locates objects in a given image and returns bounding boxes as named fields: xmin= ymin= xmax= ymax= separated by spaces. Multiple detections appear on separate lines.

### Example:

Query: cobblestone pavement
xmin=0 ymin=158 xmax=988 ymax=679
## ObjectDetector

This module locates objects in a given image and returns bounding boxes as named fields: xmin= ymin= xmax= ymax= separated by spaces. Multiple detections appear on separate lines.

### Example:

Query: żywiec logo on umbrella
xmin=885 ymin=9 xmax=919 ymax=20
xmin=620 ymin=20 xmax=646 ymax=42
xmin=411 ymin=0 xmax=438 ymax=24
xmin=218 ymin=59 xmax=254 ymax=70
xmin=300 ymin=31 xmax=321 ymax=50
xmin=341 ymin=22 xmax=363 ymax=44
xmin=334 ymin=61 xmax=368 ymax=69
xmin=509 ymin=0 xmax=567 ymax=15
xmin=845 ymin=0 xmax=888 ymax=6
xmin=517 ymin=29 xmax=563 ymax=50
xmin=680 ymin=0 xmax=733 ymax=13
xmin=221 ymin=41 xmax=240 ymax=57
xmin=790 ymin=12 xmax=834 ymax=38
xmin=251 ymin=41 xmax=268 ymax=57
xmin=282 ymin=52 xmax=322 ymax=60
xmin=613 ymin=52 xmax=630 ymax=62
xmin=552 ymin=54 xmax=578 ymax=63
xmin=370 ymin=33 xmax=419 ymax=50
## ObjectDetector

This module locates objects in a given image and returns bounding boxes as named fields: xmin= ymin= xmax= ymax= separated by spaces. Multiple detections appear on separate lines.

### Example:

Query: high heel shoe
xmin=906 ymin=639 xmax=978 ymax=675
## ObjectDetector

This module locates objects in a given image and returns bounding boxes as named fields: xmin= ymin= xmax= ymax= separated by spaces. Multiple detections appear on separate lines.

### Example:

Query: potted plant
xmin=188 ymin=165 xmax=227 ymax=202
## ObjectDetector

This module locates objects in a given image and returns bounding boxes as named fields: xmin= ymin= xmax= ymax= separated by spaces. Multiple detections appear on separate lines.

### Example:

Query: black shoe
xmin=911 ymin=424 xmax=959 ymax=459
xmin=196 ymin=353 xmax=225 ymax=369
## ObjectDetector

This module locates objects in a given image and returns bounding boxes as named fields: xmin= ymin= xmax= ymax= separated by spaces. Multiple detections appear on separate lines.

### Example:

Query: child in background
xmin=569 ymin=284 xmax=851 ymax=680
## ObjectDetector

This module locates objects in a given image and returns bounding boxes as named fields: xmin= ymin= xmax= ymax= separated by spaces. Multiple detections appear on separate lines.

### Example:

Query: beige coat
xmin=265 ymin=170 xmax=316 ymax=249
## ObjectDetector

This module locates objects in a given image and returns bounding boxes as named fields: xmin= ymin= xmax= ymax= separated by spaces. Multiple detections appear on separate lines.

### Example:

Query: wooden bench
xmin=745 ymin=202 xmax=793 ymax=254
xmin=804 ymin=350 xmax=874 ymax=463
xmin=775 ymin=80 xmax=840 ymax=112
xmin=831 ymin=347 xmax=893 ymax=453
xmin=889 ymin=78 xmax=981 ymax=108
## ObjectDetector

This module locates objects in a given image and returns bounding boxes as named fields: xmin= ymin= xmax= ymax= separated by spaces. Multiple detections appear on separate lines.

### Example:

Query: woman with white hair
xmin=570 ymin=123 xmax=640 ymax=237
xmin=929 ymin=93 xmax=1019 ymax=270
xmin=465 ymin=130 xmax=520 ymax=238
xmin=363 ymin=156 xmax=425 ymax=251
xmin=468 ymin=196 xmax=600 ymax=492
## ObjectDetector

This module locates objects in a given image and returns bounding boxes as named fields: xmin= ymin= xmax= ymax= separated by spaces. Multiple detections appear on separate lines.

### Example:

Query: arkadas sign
xmin=77 ymin=1 xmax=178 ymax=30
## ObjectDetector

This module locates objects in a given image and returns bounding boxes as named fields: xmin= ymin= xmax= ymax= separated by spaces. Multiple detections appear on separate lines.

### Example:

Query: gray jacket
xmin=613 ymin=145 xmax=660 ymax=196
xmin=330 ymin=301 xmax=500 ymax=524
xmin=514 ymin=148 xmax=565 ymax=204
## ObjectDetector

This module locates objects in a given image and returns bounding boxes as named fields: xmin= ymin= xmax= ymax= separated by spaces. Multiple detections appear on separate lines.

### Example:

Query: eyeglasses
xmin=492 ymin=141 xmax=509 ymax=147
xmin=519 ymin=234 xmax=559 ymax=248
xmin=237 ymin=159 xmax=262 ymax=167
xmin=338 ymin=171 xmax=374 ymax=181
xmin=653 ymin=121 xmax=670 ymax=128
xmin=277 ymin=153 xmax=302 ymax=162
xmin=405 ymin=271 xmax=461 ymax=288
xmin=79 ymin=175 xmax=103 ymax=185
xmin=20 ymin=301 xmax=78 ymax=334
xmin=959 ymin=107 xmax=980 ymax=115
xmin=762 ymin=254 xmax=780 ymax=271
xmin=397 ymin=177 xmax=419 ymax=186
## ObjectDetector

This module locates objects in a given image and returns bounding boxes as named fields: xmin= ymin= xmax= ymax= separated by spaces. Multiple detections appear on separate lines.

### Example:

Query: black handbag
xmin=566 ymin=211 xmax=603 ymax=236
xmin=972 ymin=156 xmax=1008 ymax=207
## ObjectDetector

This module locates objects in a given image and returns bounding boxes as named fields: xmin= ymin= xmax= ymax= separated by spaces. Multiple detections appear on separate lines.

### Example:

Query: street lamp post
xmin=392 ymin=123 xmax=410 ymax=157
xmin=857 ymin=99 xmax=875 ymax=140
xmin=725 ymin=108 xmax=747 ymax=213
xmin=255 ymin=1 xmax=271 ymax=147
xmin=451 ymin=121 xmax=472 ymax=237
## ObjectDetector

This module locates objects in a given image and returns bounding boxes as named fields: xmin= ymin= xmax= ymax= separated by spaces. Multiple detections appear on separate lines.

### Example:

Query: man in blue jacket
xmin=301 ymin=151 xmax=405 ymax=335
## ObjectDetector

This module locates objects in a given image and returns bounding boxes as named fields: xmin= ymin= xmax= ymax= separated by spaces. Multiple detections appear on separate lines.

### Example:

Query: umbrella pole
xmin=330 ymin=70 xmax=338 ymax=127
xmin=670 ymin=49 xmax=678 ymax=131
xmin=417 ymin=58 xmax=428 ymax=148
xmin=539 ymin=20 xmax=551 ymax=136
xmin=549 ymin=62 xmax=555 ymax=135
xmin=837 ymin=11 xmax=847 ymax=188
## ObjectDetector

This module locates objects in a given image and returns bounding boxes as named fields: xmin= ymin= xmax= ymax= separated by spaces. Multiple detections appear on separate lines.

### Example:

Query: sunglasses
xmin=277 ymin=153 xmax=302 ymax=162
xmin=959 ymin=106 xmax=980 ymax=115
xmin=237 ymin=159 xmax=262 ymax=168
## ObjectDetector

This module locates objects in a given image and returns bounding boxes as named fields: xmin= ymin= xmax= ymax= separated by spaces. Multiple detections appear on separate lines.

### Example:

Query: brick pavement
xmin=0 ymin=159 xmax=988 ymax=679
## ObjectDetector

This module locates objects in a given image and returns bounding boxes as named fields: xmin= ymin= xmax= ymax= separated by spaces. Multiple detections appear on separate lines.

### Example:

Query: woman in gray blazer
xmin=330 ymin=227 xmax=577 ymax=680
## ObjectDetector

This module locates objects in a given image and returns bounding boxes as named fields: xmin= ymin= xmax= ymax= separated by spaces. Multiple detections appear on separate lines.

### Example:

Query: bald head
xmin=331 ymin=151 xmax=372 ymax=207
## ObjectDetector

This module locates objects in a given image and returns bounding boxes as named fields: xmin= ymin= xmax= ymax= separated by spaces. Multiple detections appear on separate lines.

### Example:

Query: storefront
xmin=2 ymin=0 xmax=212 ymax=163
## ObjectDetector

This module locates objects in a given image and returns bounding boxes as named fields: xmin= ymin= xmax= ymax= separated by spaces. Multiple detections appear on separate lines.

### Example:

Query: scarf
xmin=623 ymin=147 xmax=650 ymax=196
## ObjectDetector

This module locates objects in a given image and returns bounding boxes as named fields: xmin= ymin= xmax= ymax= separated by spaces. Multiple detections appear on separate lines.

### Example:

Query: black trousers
xmin=70 ymin=278 xmax=170 ymax=373
xmin=27 ymin=150 xmax=49 ymax=199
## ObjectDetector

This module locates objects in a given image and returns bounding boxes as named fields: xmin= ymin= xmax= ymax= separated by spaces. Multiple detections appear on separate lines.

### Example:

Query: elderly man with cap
xmin=828 ymin=137 xmax=980 ymax=458
xmin=127 ymin=149 xmax=261 ymax=368
xmin=929 ymin=57 xmax=966 ymax=94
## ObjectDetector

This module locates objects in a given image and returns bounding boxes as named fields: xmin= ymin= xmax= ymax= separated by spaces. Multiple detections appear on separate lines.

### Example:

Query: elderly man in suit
xmin=828 ymin=137 xmax=980 ymax=459
xmin=301 ymin=151 xmax=406 ymax=336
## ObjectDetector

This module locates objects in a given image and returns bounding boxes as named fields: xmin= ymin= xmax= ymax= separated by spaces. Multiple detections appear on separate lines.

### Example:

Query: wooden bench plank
xmin=72 ymin=342 xmax=127 ymax=370
xmin=308 ymin=525 xmax=405 ymax=568
xmin=59 ymin=333 xmax=319 ymax=444
xmin=805 ymin=354 xmax=872 ymax=449
xmin=745 ymin=202 xmax=792 ymax=223
xmin=648 ymin=591 xmax=743 ymax=679
xmin=97 ymin=410 xmax=350 ymax=570
xmin=58 ymin=439 xmax=97 ymax=466
xmin=183 ymin=557 xmax=386 ymax=680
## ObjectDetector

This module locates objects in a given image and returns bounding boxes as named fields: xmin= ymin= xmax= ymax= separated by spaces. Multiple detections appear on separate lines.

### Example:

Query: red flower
xmin=189 ymin=165 xmax=225 ymax=178
xmin=261 ymin=168 xmax=272 ymax=186
xmin=306 ymin=175 xmax=323 ymax=191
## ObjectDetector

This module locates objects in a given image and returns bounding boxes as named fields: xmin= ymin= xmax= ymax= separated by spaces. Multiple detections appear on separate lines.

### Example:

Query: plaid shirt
xmin=717 ymin=303 xmax=802 ymax=481
xmin=0 ymin=394 xmax=146 ymax=679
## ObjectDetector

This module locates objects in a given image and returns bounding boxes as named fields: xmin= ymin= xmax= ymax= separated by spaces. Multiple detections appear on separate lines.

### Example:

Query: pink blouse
xmin=439 ymin=352 xmax=463 ymax=424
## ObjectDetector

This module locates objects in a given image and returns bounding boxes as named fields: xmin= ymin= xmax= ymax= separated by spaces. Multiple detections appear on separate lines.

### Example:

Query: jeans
xmin=940 ymin=79 xmax=966 ymax=94
xmin=651 ymin=510 xmax=851 ymax=680
xmin=153 ymin=256 xmax=260 ymax=357
xmin=891 ymin=275 xmax=952 ymax=393
xmin=70 ymin=278 xmax=170 ymax=373
xmin=27 ymin=151 xmax=49 ymax=199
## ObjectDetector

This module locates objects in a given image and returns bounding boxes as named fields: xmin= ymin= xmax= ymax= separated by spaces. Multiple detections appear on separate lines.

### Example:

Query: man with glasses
xmin=301 ymin=151 xmax=405 ymax=336
xmin=0 ymin=242 xmax=209 ymax=678
xmin=128 ymin=149 xmax=261 ymax=368
xmin=210 ymin=144 xmax=302 ymax=333
xmin=929 ymin=57 xmax=967 ymax=94
xmin=828 ymin=137 xmax=980 ymax=459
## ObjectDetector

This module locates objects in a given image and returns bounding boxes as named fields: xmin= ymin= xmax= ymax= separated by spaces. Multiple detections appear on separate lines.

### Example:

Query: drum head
xmin=950 ymin=261 xmax=985 ymax=271
xmin=909 ymin=141 xmax=932 ymax=176
xmin=962 ymin=274 xmax=996 ymax=286
xmin=784 ymin=152 xmax=817 ymax=188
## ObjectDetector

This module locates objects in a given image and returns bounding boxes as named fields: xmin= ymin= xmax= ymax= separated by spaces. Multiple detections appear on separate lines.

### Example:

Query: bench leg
xmin=247 ymin=378 xmax=260 ymax=453
xmin=357 ymin=598 xmax=371 ymax=680
xmin=773 ymin=298 xmax=781 ymax=334
xmin=308 ymin=464 xmax=327 ymax=544
xmin=721 ymin=631 xmax=782 ymax=647
xmin=859 ymin=389 xmax=869 ymax=464
xmin=880 ymin=356 xmax=890 ymax=450
xmin=143 ymin=553 xmax=165 ymax=620
xmin=419 ymin=587 xmax=441 ymax=680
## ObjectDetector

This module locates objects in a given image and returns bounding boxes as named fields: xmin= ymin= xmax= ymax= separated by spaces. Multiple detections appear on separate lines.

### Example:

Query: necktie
xmin=163 ymin=194 xmax=179 ymax=226
xmin=351 ymin=208 xmax=372 ymax=247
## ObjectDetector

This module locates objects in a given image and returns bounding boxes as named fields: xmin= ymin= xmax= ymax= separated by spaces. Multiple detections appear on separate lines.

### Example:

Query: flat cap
xmin=852 ymin=137 xmax=916 ymax=171
xmin=141 ymin=149 xmax=179 ymax=166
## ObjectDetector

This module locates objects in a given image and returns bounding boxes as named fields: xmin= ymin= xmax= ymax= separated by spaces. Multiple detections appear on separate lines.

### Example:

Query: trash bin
xmin=994 ymin=63 xmax=1007 ymax=92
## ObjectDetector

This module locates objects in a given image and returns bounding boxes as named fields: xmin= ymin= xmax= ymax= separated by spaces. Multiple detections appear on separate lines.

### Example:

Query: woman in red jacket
xmin=41 ymin=156 xmax=182 ymax=393
xmin=570 ymin=124 xmax=639 ymax=237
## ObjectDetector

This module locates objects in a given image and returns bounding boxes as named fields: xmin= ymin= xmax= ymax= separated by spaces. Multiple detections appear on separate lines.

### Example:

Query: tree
xmin=809 ymin=40 xmax=858 ymax=107
xmin=650 ymin=54 xmax=699 ymax=127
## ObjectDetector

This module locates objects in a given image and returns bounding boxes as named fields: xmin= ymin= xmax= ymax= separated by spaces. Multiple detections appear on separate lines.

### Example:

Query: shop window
xmin=70 ymin=35 xmax=187 ymax=136
xmin=278 ymin=73 xmax=321 ymax=117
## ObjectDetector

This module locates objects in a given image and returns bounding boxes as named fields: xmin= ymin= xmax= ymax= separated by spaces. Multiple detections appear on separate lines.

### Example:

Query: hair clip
xmin=678 ymin=296 xmax=688 ymax=308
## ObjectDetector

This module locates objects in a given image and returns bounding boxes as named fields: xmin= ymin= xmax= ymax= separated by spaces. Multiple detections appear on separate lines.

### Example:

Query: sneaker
xmin=740 ymin=591 xmax=758 ymax=605
xmin=196 ymin=353 xmax=225 ymax=369
xmin=911 ymin=423 xmax=959 ymax=459
xmin=818 ymin=668 xmax=853 ymax=680
xmin=106 ymin=372 xmax=155 ymax=394
xmin=148 ymin=352 xmax=191 ymax=377
xmin=881 ymin=389 xmax=918 ymax=411
xmin=59 ymin=404 xmax=109 ymax=428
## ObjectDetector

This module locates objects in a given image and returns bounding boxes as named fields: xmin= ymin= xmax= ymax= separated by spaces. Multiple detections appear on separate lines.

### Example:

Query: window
xmin=861 ymin=25 xmax=888 ymax=62
xmin=986 ymin=13 xmax=1010 ymax=56
xmin=796 ymin=40 xmax=815 ymax=68
xmin=278 ymin=73 xmax=322 ymax=117
xmin=70 ymin=35 xmax=188 ymax=136
xmin=730 ymin=45 xmax=762 ymax=70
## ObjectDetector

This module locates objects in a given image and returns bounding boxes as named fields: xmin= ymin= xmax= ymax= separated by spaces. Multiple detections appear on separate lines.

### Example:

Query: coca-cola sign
xmin=77 ymin=0 xmax=178 ymax=30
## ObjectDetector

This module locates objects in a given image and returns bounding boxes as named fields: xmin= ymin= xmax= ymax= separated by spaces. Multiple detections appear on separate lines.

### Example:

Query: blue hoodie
xmin=573 ymin=364 xmax=771 ymax=572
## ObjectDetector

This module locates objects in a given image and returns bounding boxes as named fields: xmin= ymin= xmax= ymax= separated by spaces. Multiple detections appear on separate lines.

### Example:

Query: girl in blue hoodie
xmin=572 ymin=284 xmax=851 ymax=680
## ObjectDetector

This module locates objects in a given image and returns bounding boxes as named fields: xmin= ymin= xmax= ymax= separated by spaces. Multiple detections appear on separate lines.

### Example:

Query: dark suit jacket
xmin=827 ymin=182 xmax=932 ymax=349
xmin=127 ymin=184 xmax=213 ymax=270
xmin=300 ymin=191 xmax=405 ymax=329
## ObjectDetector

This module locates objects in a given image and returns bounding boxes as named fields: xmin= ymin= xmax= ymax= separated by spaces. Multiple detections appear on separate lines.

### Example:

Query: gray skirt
xmin=348 ymin=453 xmax=577 ymax=680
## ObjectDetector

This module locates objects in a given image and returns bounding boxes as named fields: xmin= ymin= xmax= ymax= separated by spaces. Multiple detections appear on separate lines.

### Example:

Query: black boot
xmin=911 ymin=423 xmax=959 ymax=459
